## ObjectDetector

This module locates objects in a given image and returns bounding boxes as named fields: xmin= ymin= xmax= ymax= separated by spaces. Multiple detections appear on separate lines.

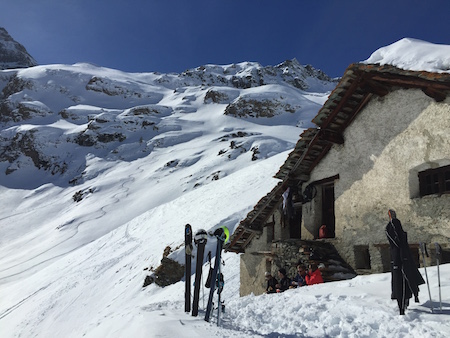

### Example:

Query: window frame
xmin=418 ymin=165 xmax=450 ymax=197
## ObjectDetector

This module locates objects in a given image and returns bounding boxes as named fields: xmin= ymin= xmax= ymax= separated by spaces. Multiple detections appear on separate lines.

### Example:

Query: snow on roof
xmin=363 ymin=38 xmax=450 ymax=74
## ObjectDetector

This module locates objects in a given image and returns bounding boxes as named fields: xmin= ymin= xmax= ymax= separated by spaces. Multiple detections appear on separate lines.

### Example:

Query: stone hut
xmin=225 ymin=63 xmax=450 ymax=297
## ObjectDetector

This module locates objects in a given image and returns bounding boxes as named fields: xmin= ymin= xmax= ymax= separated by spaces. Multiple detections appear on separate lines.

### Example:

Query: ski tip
xmin=195 ymin=229 xmax=207 ymax=236
xmin=212 ymin=226 xmax=229 ymax=243
xmin=194 ymin=229 xmax=208 ymax=243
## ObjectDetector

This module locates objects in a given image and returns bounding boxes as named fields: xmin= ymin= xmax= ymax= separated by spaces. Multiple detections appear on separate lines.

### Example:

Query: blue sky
xmin=2 ymin=0 xmax=450 ymax=77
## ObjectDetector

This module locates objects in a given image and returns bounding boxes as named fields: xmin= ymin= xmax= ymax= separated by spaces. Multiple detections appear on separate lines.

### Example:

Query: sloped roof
xmin=225 ymin=63 xmax=450 ymax=254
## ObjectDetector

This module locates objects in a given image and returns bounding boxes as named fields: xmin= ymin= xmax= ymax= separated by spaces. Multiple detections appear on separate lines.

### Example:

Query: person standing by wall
xmin=385 ymin=209 xmax=425 ymax=315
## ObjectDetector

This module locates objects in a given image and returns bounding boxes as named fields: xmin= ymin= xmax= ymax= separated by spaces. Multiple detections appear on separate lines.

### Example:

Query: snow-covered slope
xmin=0 ymin=61 xmax=335 ymax=272
xmin=0 ymin=56 xmax=337 ymax=335
xmin=0 ymin=59 xmax=335 ymax=188
xmin=0 ymin=38 xmax=449 ymax=337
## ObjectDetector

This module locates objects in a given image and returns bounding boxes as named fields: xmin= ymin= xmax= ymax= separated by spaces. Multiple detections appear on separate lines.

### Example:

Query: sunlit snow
xmin=0 ymin=38 xmax=449 ymax=337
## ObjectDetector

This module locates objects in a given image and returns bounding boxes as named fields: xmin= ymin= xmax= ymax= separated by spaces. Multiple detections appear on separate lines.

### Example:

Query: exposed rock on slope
xmin=0 ymin=27 xmax=38 ymax=70
xmin=0 ymin=56 xmax=336 ymax=189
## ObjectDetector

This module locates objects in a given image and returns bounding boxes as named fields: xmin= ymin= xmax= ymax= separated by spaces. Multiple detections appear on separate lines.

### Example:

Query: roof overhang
xmin=225 ymin=63 xmax=450 ymax=253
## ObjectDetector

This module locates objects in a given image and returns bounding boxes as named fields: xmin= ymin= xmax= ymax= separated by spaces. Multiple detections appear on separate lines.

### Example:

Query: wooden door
xmin=321 ymin=184 xmax=335 ymax=238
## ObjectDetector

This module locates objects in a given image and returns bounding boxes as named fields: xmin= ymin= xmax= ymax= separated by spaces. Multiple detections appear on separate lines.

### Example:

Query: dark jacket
xmin=266 ymin=276 xmax=278 ymax=294
xmin=277 ymin=276 xmax=291 ymax=292
xmin=385 ymin=218 xmax=425 ymax=312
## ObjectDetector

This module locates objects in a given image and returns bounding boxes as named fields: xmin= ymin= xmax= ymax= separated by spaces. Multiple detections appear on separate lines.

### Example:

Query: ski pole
xmin=419 ymin=242 xmax=434 ymax=313
xmin=435 ymin=243 xmax=442 ymax=312
xmin=201 ymin=263 xmax=205 ymax=309
xmin=217 ymin=257 xmax=221 ymax=327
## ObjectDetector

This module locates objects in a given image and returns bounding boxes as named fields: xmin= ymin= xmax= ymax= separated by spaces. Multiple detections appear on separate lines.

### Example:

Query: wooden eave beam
xmin=319 ymin=129 xmax=345 ymax=144
xmin=369 ymin=73 xmax=450 ymax=89
xmin=311 ymin=174 xmax=340 ymax=186
xmin=422 ymin=87 xmax=447 ymax=102
xmin=367 ymin=73 xmax=450 ymax=101
xmin=360 ymin=78 xmax=390 ymax=97
xmin=289 ymin=173 xmax=310 ymax=182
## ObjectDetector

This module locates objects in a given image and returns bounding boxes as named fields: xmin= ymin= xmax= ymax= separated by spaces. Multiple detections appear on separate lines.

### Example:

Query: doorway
xmin=321 ymin=183 xmax=335 ymax=238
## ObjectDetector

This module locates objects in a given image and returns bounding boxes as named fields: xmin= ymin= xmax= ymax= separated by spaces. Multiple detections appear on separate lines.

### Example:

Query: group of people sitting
xmin=265 ymin=263 xmax=324 ymax=293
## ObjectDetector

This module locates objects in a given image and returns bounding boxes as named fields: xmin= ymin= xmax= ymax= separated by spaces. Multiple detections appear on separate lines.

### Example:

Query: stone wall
xmin=301 ymin=89 xmax=450 ymax=271
xmin=270 ymin=239 xmax=356 ymax=281
xmin=239 ymin=214 xmax=274 ymax=296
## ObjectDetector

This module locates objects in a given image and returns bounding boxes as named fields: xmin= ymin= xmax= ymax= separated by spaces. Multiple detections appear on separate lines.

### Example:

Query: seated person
xmin=275 ymin=268 xmax=291 ymax=292
xmin=290 ymin=264 xmax=307 ymax=288
xmin=265 ymin=272 xmax=278 ymax=294
xmin=305 ymin=263 xmax=324 ymax=285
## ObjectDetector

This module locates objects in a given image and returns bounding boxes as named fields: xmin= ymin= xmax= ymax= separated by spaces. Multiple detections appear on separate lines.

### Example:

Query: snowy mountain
xmin=0 ymin=27 xmax=37 ymax=70
xmin=0 ymin=59 xmax=336 ymax=189
xmin=0 ymin=37 xmax=449 ymax=338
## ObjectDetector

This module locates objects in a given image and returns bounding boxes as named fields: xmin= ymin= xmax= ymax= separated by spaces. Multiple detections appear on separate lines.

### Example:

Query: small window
xmin=418 ymin=165 xmax=450 ymax=197
xmin=354 ymin=245 xmax=371 ymax=270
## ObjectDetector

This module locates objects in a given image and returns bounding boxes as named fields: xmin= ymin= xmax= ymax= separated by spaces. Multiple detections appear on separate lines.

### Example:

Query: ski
xmin=191 ymin=229 xmax=207 ymax=317
xmin=205 ymin=251 xmax=212 ymax=289
xmin=435 ymin=243 xmax=442 ymax=312
xmin=419 ymin=242 xmax=434 ymax=313
xmin=184 ymin=224 xmax=193 ymax=313
xmin=217 ymin=257 xmax=225 ymax=326
xmin=204 ymin=227 xmax=226 ymax=323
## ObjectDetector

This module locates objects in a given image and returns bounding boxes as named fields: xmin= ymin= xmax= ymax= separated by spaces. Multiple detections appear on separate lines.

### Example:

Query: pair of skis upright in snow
xmin=185 ymin=224 xmax=226 ymax=324
xmin=184 ymin=224 xmax=193 ymax=313
xmin=185 ymin=224 xmax=208 ymax=316
xmin=419 ymin=242 xmax=443 ymax=313
xmin=204 ymin=227 xmax=226 ymax=324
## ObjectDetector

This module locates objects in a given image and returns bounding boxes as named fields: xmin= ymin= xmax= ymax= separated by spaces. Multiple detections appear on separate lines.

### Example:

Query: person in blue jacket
xmin=291 ymin=264 xmax=307 ymax=288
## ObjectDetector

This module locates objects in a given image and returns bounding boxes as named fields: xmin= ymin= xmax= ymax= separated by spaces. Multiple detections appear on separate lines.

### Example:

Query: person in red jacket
xmin=305 ymin=263 xmax=324 ymax=285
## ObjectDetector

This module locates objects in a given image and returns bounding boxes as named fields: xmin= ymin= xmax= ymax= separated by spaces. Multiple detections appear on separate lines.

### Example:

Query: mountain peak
xmin=0 ymin=27 xmax=38 ymax=70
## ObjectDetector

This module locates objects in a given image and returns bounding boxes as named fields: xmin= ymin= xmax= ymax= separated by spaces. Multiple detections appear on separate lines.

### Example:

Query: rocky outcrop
xmin=224 ymin=97 xmax=297 ymax=118
xmin=178 ymin=59 xmax=338 ymax=91
xmin=143 ymin=257 xmax=185 ymax=287
xmin=0 ymin=27 xmax=37 ymax=70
